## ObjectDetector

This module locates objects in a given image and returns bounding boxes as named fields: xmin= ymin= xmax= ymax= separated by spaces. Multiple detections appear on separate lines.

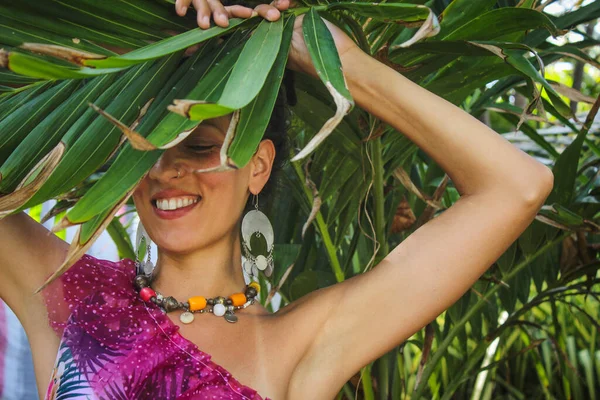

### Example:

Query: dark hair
xmin=242 ymin=78 xmax=294 ymax=214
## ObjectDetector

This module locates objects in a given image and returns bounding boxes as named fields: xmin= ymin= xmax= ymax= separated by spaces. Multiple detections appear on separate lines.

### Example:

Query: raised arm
xmin=282 ymin=47 xmax=553 ymax=397
xmin=0 ymin=213 xmax=68 ymax=319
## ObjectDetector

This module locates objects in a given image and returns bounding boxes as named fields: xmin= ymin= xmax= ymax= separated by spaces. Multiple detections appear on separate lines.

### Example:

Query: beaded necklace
xmin=134 ymin=274 xmax=260 ymax=324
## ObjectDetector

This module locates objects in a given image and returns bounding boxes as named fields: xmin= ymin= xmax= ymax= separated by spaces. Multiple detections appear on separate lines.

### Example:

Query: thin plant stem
xmin=290 ymin=150 xmax=345 ymax=282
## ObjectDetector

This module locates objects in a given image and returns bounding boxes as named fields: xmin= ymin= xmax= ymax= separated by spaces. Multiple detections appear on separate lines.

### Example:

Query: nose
xmin=148 ymin=151 xmax=185 ymax=183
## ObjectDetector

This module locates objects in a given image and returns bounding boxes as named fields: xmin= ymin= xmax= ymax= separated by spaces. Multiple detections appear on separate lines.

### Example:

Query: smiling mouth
xmin=152 ymin=196 xmax=201 ymax=211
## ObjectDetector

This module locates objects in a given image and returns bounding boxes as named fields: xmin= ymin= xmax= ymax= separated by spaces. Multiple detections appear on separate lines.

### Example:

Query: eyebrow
xmin=191 ymin=121 xmax=224 ymax=141
xmin=203 ymin=119 xmax=219 ymax=128
xmin=201 ymin=119 xmax=225 ymax=134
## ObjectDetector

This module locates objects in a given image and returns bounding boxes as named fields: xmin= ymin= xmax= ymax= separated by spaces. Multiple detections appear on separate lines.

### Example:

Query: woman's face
xmin=133 ymin=114 xmax=275 ymax=254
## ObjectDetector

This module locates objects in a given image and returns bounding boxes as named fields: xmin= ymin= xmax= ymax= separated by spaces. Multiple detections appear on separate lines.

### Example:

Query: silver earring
xmin=241 ymin=193 xmax=274 ymax=279
xmin=135 ymin=222 xmax=155 ymax=276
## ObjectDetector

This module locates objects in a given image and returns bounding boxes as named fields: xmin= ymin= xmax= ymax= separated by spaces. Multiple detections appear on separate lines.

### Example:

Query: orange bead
xmin=188 ymin=296 xmax=207 ymax=311
xmin=228 ymin=293 xmax=247 ymax=307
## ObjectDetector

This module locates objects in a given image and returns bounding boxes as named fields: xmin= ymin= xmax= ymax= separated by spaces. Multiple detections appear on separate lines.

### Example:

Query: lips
xmin=151 ymin=188 xmax=200 ymax=201
xmin=151 ymin=189 xmax=201 ymax=220
xmin=151 ymin=199 xmax=200 ymax=220
xmin=154 ymin=196 xmax=199 ymax=211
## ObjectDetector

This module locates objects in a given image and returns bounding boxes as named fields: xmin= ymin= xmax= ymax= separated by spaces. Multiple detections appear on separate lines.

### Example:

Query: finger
xmin=254 ymin=4 xmax=280 ymax=21
xmin=224 ymin=5 xmax=254 ymax=19
xmin=207 ymin=0 xmax=229 ymax=27
xmin=270 ymin=0 xmax=290 ymax=11
xmin=193 ymin=0 xmax=211 ymax=28
xmin=184 ymin=43 xmax=202 ymax=57
xmin=175 ymin=0 xmax=193 ymax=16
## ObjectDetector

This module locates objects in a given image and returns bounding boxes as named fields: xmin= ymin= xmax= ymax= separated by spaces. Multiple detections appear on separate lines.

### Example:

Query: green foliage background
xmin=0 ymin=0 xmax=599 ymax=398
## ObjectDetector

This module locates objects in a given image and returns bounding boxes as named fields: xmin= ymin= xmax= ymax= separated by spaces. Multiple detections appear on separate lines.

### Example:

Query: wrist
xmin=339 ymin=45 xmax=367 ymax=68
xmin=339 ymin=46 xmax=379 ymax=106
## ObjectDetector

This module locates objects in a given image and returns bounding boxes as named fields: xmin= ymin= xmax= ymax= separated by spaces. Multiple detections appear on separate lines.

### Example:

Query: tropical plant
xmin=1 ymin=0 xmax=599 ymax=398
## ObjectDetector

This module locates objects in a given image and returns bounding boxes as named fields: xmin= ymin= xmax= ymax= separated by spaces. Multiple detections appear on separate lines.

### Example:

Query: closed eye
xmin=187 ymin=145 xmax=217 ymax=152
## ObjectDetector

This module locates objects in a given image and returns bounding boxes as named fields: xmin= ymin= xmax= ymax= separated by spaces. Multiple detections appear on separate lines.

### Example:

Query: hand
xmin=175 ymin=0 xmax=361 ymax=80
xmin=175 ymin=0 xmax=287 ymax=30
xmin=287 ymin=12 xmax=360 ymax=78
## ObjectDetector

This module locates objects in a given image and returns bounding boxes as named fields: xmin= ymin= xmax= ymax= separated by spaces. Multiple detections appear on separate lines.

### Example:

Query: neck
xmin=150 ymin=232 xmax=248 ymax=301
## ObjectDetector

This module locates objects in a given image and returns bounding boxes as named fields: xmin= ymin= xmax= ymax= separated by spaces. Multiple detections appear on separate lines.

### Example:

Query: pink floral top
xmin=42 ymin=254 xmax=269 ymax=400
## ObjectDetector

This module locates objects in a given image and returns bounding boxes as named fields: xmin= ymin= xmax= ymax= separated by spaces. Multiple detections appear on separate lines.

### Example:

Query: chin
xmin=156 ymin=237 xmax=207 ymax=256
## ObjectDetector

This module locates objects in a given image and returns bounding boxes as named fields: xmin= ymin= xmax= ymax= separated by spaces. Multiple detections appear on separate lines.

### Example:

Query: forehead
xmin=190 ymin=114 xmax=231 ymax=139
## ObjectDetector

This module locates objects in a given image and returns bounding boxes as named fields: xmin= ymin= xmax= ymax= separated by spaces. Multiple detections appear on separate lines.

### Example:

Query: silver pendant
xmin=180 ymin=311 xmax=195 ymax=324
xmin=241 ymin=209 xmax=274 ymax=278
xmin=224 ymin=311 xmax=238 ymax=323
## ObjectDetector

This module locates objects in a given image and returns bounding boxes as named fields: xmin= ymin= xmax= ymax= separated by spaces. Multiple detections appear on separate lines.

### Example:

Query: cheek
xmin=200 ymin=169 xmax=246 ymax=193
xmin=132 ymin=178 xmax=154 ymax=227
xmin=200 ymin=171 xmax=249 ymax=210
xmin=132 ymin=179 xmax=149 ymax=205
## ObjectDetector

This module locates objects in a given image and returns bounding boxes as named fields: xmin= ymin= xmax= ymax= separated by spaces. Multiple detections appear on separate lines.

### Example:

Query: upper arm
xmin=284 ymin=182 xmax=552 ymax=398
xmin=0 ymin=212 xmax=68 ymax=316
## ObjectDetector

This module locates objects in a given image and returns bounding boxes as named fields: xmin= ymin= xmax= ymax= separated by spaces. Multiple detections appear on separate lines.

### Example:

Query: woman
xmin=0 ymin=0 xmax=554 ymax=399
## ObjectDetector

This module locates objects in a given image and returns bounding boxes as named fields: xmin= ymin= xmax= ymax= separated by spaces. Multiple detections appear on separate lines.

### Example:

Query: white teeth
xmin=155 ymin=196 xmax=199 ymax=211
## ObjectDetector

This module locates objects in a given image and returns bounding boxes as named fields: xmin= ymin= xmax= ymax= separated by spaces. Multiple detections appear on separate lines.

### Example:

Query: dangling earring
xmin=241 ymin=193 xmax=274 ymax=279
xmin=135 ymin=221 xmax=155 ymax=276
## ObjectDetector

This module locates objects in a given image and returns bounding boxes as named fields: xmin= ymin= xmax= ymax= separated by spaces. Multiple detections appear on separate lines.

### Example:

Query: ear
xmin=248 ymin=139 xmax=276 ymax=195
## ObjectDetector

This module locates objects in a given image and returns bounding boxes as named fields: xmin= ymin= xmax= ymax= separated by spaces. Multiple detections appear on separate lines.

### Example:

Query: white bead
xmin=143 ymin=261 xmax=155 ymax=275
xmin=243 ymin=260 xmax=253 ymax=275
xmin=213 ymin=303 xmax=226 ymax=317
xmin=255 ymin=255 xmax=267 ymax=271
xmin=180 ymin=311 xmax=194 ymax=324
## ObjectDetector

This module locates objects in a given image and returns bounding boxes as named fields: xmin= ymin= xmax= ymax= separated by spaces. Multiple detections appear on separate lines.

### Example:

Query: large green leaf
xmin=106 ymin=216 xmax=136 ymax=261
xmin=64 ymin=37 xmax=245 ymax=224
xmin=0 ymin=74 xmax=117 ymax=193
xmin=83 ymin=18 xmax=256 ymax=68
xmin=291 ymin=8 xmax=354 ymax=161
xmin=444 ymin=8 xmax=559 ymax=41
xmin=291 ymin=89 xmax=361 ymax=161
xmin=0 ymin=4 xmax=150 ymax=49
xmin=54 ymin=0 xmax=179 ymax=38
xmin=0 ymin=70 xmax=40 ymax=86
xmin=2 ymin=50 xmax=129 ymax=80
xmin=182 ymin=17 xmax=284 ymax=120
xmin=328 ymin=2 xmax=429 ymax=22
xmin=524 ymin=0 xmax=600 ymax=47
xmin=302 ymin=8 xmax=352 ymax=103
xmin=0 ymin=82 xmax=49 ymax=122
xmin=20 ymin=65 xmax=147 ymax=209
xmin=26 ymin=55 xmax=180 ymax=210
xmin=70 ymin=0 xmax=195 ymax=31
xmin=0 ymin=79 xmax=76 ymax=166
xmin=228 ymin=14 xmax=295 ymax=168
xmin=546 ymin=113 xmax=594 ymax=206
xmin=437 ymin=0 xmax=497 ymax=36
xmin=21 ymin=0 xmax=165 ymax=42
xmin=0 ymin=14 xmax=114 ymax=55
xmin=392 ymin=7 xmax=559 ymax=68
